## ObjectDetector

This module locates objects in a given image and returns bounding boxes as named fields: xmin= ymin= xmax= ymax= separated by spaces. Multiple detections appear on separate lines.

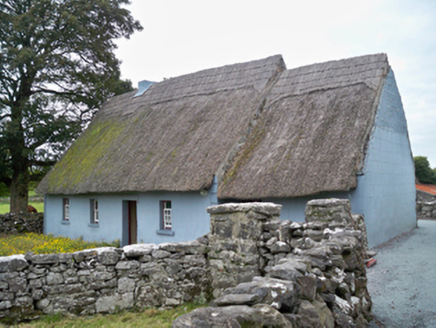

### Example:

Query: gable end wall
xmin=349 ymin=69 xmax=416 ymax=247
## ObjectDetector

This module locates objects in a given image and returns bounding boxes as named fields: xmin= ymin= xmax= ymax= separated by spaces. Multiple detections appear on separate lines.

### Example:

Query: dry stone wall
xmin=417 ymin=200 xmax=436 ymax=219
xmin=174 ymin=199 xmax=372 ymax=327
xmin=0 ymin=199 xmax=372 ymax=327
xmin=0 ymin=213 xmax=43 ymax=234
xmin=0 ymin=241 xmax=211 ymax=323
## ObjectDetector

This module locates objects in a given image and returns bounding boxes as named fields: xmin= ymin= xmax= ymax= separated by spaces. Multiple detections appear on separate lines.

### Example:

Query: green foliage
xmin=0 ymin=0 xmax=142 ymax=212
xmin=0 ymin=182 xmax=8 ymax=197
xmin=414 ymin=156 xmax=436 ymax=184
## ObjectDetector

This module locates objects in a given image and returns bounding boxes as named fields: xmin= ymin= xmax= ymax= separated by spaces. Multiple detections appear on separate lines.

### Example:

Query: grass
xmin=0 ymin=233 xmax=120 ymax=256
xmin=0 ymin=188 xmax=44 ymax=214
xmin=0 ymin=201 xmax=44 ymax=214
xmin=5 ymin=303 xmax=205 ymax=327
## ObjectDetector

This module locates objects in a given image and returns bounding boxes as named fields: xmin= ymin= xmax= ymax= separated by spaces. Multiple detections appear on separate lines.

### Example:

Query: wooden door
xmin=128 ymin=201 xmax=137 ymax=245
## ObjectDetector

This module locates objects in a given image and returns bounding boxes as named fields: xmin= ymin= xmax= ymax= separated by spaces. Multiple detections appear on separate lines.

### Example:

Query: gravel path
xmin=367 ymin=220 xmax=436 ymax=327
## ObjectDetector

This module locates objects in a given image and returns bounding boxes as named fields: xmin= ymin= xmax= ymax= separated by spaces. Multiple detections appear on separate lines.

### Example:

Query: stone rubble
xmin=0 ymin=199 xmax=373 ymax=327
xmin=417 ymin=200 xmax=436 ymax=219
xmin=174 ymin=199 xmax=372 ymax=327
xmin=0 ymin=213 xmax=43 ymax=234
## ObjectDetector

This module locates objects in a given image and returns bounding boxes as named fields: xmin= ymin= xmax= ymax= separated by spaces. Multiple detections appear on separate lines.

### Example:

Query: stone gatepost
xmin=206 ymin=202 xmax=282 ymax=298
xmin=305 ymin=198 xmax=357 ymax=229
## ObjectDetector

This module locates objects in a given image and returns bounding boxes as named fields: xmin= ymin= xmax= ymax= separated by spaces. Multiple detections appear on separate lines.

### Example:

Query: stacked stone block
xmin=174 ymin=199 xmax=373 ymax=327
xmin=0 ymin=241 xmax=210 ymax=323
xmin=0 ymin=199 xmax=373 ymax=327
xmin=207 ymin=203 xmax=282 ymax=298
xmin=0 ymin=213 xmax=43 ymax=234
xmin=417 ymin=200 xmax=436 ymax=219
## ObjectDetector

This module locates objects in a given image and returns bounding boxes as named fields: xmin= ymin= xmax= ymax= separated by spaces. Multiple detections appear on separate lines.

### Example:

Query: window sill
xmin=156 ymin=229 xmax=175 ymax=236
xmin=61 ymin=221 xmax=70 ymax=225
xmin=88 ymin=223 xmax=100 ymax=228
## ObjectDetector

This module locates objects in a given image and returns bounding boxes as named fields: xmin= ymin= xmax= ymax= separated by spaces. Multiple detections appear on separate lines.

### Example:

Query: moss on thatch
xmin=38 ymin=53 xmax=391 ymax=199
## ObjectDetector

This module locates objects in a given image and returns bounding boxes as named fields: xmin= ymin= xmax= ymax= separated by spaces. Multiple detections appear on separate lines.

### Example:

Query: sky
xmin=115 ymin=0 xmax=436 ymax=168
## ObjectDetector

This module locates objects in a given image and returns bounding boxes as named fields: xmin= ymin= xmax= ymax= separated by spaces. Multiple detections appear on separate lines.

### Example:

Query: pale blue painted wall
xmin=44 ymin=177 xmax=218 ymax=245
xmin=349 ymin=69 xmax=416 ymax=247
xmin=264 ymin=191 xmax=352 ymax=223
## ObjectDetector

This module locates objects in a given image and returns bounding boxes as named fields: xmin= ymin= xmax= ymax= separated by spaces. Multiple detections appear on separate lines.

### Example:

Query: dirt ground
xmin=367 ymin=219 xmax=436 ymax=327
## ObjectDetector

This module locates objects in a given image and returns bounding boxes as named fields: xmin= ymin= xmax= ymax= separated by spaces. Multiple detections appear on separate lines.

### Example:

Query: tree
xmin=0 ymin=0 xmax=142 ymax=213
xmin=414 ymin=156 xmax=436 ymax=184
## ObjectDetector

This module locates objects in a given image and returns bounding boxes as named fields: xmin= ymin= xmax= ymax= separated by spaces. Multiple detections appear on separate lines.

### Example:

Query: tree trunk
xmin=9 ymin=168 xmax=29 ymax=214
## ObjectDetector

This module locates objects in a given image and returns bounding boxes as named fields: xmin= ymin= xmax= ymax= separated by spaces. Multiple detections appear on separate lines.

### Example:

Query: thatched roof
xmin=37 ymin=55 xmax=286 ymax=194
xmin=219 ymin=54 xmax=389 ymax=198
xmin=38 ymin=53 xmax=391 ymax=198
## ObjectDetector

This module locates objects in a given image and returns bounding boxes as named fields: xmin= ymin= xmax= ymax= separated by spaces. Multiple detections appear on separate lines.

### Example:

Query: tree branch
xmin=30 ymin=160 xmax=57 ymax=166
xmin=0 ymin=113 xmax=11 ymax=121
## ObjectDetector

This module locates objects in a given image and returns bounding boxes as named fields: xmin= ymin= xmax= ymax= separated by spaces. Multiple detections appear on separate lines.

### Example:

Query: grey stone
xmin=297 ymin=300 xmax=322 ymax=328
xmin=297 ymin=274 xmax=317 ymax=301
xmin=36 ymin=298 xmax=50 ymax=310
xmin=269 ymin=241 xmax=291 ymax=254
xmin=97 ymin=248 xmax=121 ymax=265
xmin=95 ymin=293 xmax=134 ymax=313
xmin=46 ymin=272 xmax=64 ymax=285
xmin=9 ymin=276 xmax=27 ymax=292
xmin=32 ymin=289 xmax=44 ymax=300
xmin=73 ymin=249 xmax=98 ymax=263
xmin=164 ymin=259 xmax=182 ymax=275
xmin=223 ymin=276 xmax=300 ymax=312
xmin=214 ymin=293 xmax=261 ymax=306
xmin=172 ymin=305 xmax=292 ymax=328
xmin=30 ymin=253 xmax=60 ymax=265
xmin=43 ymin=283 xmax=84 ymax=295
xmin=312 ymin=298 xmax=335 ymax=328
xmin=165 ymin=298 xmax=181 ymax=306
xmin=0 ymin=300 xmax=12 ymax=310
xmin=140 ymin=262 xmax=168 ymax=279
xmin=207 ymin=202 xmax=282 ymax=216
xmin=269 ymin=260 xmax=306 ymax=281
xmin=9 ymin=257 xmax=29 ymax=271
xmin=118 ymin=277 xmax=136 ymax=293
xmin=123 ymin=244 xmax=157 ymax=257
xmin=0 ymin=291 xmax=14 ymax=301
xmin=29 ymin=278 xmax=43 ymax=288
xmin=182 ymin=255 xmax=206 ymax=266
xmin=304 ymin=229 xmax=324 ymax=242
xmin=115 ymin=260 xmax=140 ymax=270
xmin=151 ymin=249 xmax=171 ymax=259
xmin=160 ymin=240 xmax=207 ymax=254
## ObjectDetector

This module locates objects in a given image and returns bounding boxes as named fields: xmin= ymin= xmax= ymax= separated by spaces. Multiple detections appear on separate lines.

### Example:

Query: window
xmin=161 ymin=201 xmax=172 ymax=230
xmin=63 ymin=198 xmax=70 ymax=221
xmin=90 ymin=199 xmax=99 ymax=224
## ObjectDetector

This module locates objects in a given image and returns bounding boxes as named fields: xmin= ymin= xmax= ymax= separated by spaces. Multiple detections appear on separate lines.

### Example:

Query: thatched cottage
xmin=37 ymin=54 xmax=416 ymax=247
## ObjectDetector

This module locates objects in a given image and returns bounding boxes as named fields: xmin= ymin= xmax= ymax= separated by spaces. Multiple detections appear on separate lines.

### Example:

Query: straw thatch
xmin=218 ymin=54 xmax=389 ymax=198
xmin=38 ymin=53 xmax=390 ymax=198
xmin=37 ymin=55 xmax=286 ymax=194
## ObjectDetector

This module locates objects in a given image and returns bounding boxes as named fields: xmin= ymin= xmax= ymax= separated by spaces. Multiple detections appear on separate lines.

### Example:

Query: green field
xmin=4 ymin=303 xmax=204 ymax=327
xmin=0 ymin=189 xmax=44 ymax=214
xmin=0 ymin=201 xmax=44 ymax=214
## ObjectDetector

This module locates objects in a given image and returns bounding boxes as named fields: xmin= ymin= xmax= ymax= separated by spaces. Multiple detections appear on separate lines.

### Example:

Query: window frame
xmin=161 ymin=200 xmax=172 ymax=230
xmin=90 ymin=199 xmax=99 ymax=224
xmin=63 ymin=198 xmax=70 ymax=222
